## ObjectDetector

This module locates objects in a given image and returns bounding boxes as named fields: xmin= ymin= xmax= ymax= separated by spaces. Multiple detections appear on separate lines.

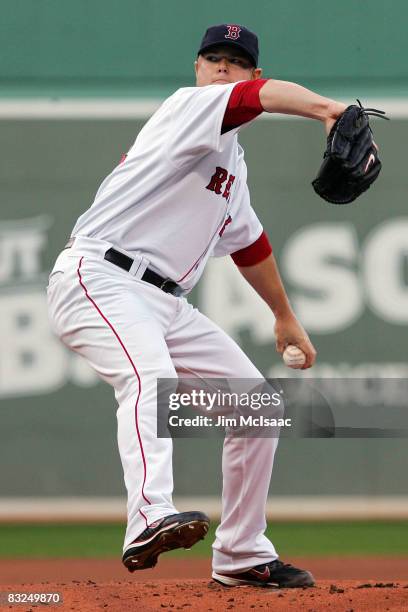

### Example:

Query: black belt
xmin=105 ymin=248 xmax=183 ymax=296
xmin=65 ymin=239 xmax=183 ymax=296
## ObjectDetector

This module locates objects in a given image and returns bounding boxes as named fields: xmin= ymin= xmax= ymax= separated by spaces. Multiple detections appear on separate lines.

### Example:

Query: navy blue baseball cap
xmin=198 ymin=24 xmax=259 ymax=67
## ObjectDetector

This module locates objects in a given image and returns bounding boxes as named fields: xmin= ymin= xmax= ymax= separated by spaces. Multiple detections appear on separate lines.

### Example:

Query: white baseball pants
xmin=46 ymin=237 xmax=279 ymax=573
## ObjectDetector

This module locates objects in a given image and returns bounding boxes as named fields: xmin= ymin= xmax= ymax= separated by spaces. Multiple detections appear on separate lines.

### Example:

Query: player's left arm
xmin=258 ymin=79 xmax=347 ymax=134
xmin=222 ymin=79 xmax=347 ymax=135
xmin=232 ymin=238 xmax=316 ymax=369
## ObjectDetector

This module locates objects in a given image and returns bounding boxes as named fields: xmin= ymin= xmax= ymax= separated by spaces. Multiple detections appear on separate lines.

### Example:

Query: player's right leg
xmin=46 ymin=249 xmax=209 ymax=569
xmin=166 ymin=299 xmax=313 ymax=587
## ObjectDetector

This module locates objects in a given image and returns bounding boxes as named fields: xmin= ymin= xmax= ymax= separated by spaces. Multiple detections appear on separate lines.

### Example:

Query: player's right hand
xmin=274 ymin=314 xmax=317 ymax=370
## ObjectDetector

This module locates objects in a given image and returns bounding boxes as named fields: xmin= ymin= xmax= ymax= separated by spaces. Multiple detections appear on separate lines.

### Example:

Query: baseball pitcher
xmin=47 ymin=24 xmax=384 ymax=588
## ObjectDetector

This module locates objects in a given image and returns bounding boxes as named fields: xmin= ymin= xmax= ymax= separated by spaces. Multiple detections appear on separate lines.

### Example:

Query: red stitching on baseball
xmin=77 ymin=256 xmax=150 ymax=527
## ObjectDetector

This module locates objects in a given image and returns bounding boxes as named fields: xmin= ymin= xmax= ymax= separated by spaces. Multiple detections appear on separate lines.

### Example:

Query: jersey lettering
xmin=222 ymin=174 xmax=235 ymax=200
xmin=225 ymin=25 xmax=241 ymax=40
xmin=206 ymin=167 xmax=235 ymax=200
xmin=219 ymin=215 xmax=232 ymax=236
xmin=206 ymin=166 xmax=229 ymax=194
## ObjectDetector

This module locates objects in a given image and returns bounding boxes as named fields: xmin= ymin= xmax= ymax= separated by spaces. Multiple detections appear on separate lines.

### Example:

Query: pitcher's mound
xmin=3 ymin=578 xmax=408 ymax=611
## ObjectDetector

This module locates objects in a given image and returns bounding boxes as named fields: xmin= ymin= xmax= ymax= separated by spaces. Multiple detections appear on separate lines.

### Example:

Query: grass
xmin=0 ymin=521 xmax=407 ymax=559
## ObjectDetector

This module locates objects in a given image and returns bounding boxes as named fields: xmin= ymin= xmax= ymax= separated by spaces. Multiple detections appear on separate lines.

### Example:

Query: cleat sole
xmin=123 ymin=518 xmax=209 ymax=572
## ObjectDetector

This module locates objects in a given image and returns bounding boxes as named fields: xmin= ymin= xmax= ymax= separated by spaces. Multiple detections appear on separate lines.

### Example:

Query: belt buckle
xmin=160 ymin=278 xmax=181 ymax=296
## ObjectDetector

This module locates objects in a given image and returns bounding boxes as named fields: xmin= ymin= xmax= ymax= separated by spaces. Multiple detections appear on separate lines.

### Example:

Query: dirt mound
xmin=2 ymin=579 xmax=408 ymax=611
xmin=1 ymin=556 xmax=407 ymax=584
xmin=1 ymin=557 xmax=408 ymax=611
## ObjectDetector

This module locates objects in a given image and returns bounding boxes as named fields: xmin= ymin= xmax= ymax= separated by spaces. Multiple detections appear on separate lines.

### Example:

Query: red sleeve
xmin=231 ymin=230 xmax=272 ymax=267
xmin=222 ymin=79 xmax=268 ymax=133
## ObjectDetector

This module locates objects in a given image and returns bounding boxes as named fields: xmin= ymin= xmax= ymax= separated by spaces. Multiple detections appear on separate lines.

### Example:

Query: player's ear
xmin=194 ymin=59 xmax=199 ymax=77
xmin=253 ymin=67 xmax=263 ymax=80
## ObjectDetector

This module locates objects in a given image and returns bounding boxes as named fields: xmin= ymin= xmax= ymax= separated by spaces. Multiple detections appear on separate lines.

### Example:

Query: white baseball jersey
xmin=72 ymin=82 xmax=264 ymax=291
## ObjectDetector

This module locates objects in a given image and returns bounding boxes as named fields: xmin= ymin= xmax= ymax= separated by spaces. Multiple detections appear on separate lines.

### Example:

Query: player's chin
xmin=211 ymin=79 xmax=233 ymax=85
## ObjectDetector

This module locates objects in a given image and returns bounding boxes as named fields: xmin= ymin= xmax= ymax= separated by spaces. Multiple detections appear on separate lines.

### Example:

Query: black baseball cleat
xmin=122 ymin=511 xmax=210 ymax=572
xmin=212 ymin=559 xmax=315 ymax=588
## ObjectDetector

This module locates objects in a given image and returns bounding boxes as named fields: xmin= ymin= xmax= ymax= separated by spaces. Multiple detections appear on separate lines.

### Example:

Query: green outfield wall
xmin=1 ymin=0 xmax=408 ymax=97
xmin=0 ymin=112 xmax=407 ymax=498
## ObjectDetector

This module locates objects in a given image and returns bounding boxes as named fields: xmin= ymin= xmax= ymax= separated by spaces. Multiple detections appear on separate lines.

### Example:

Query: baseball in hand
xmin=282 ymin=345 xmax=306 ymax=369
